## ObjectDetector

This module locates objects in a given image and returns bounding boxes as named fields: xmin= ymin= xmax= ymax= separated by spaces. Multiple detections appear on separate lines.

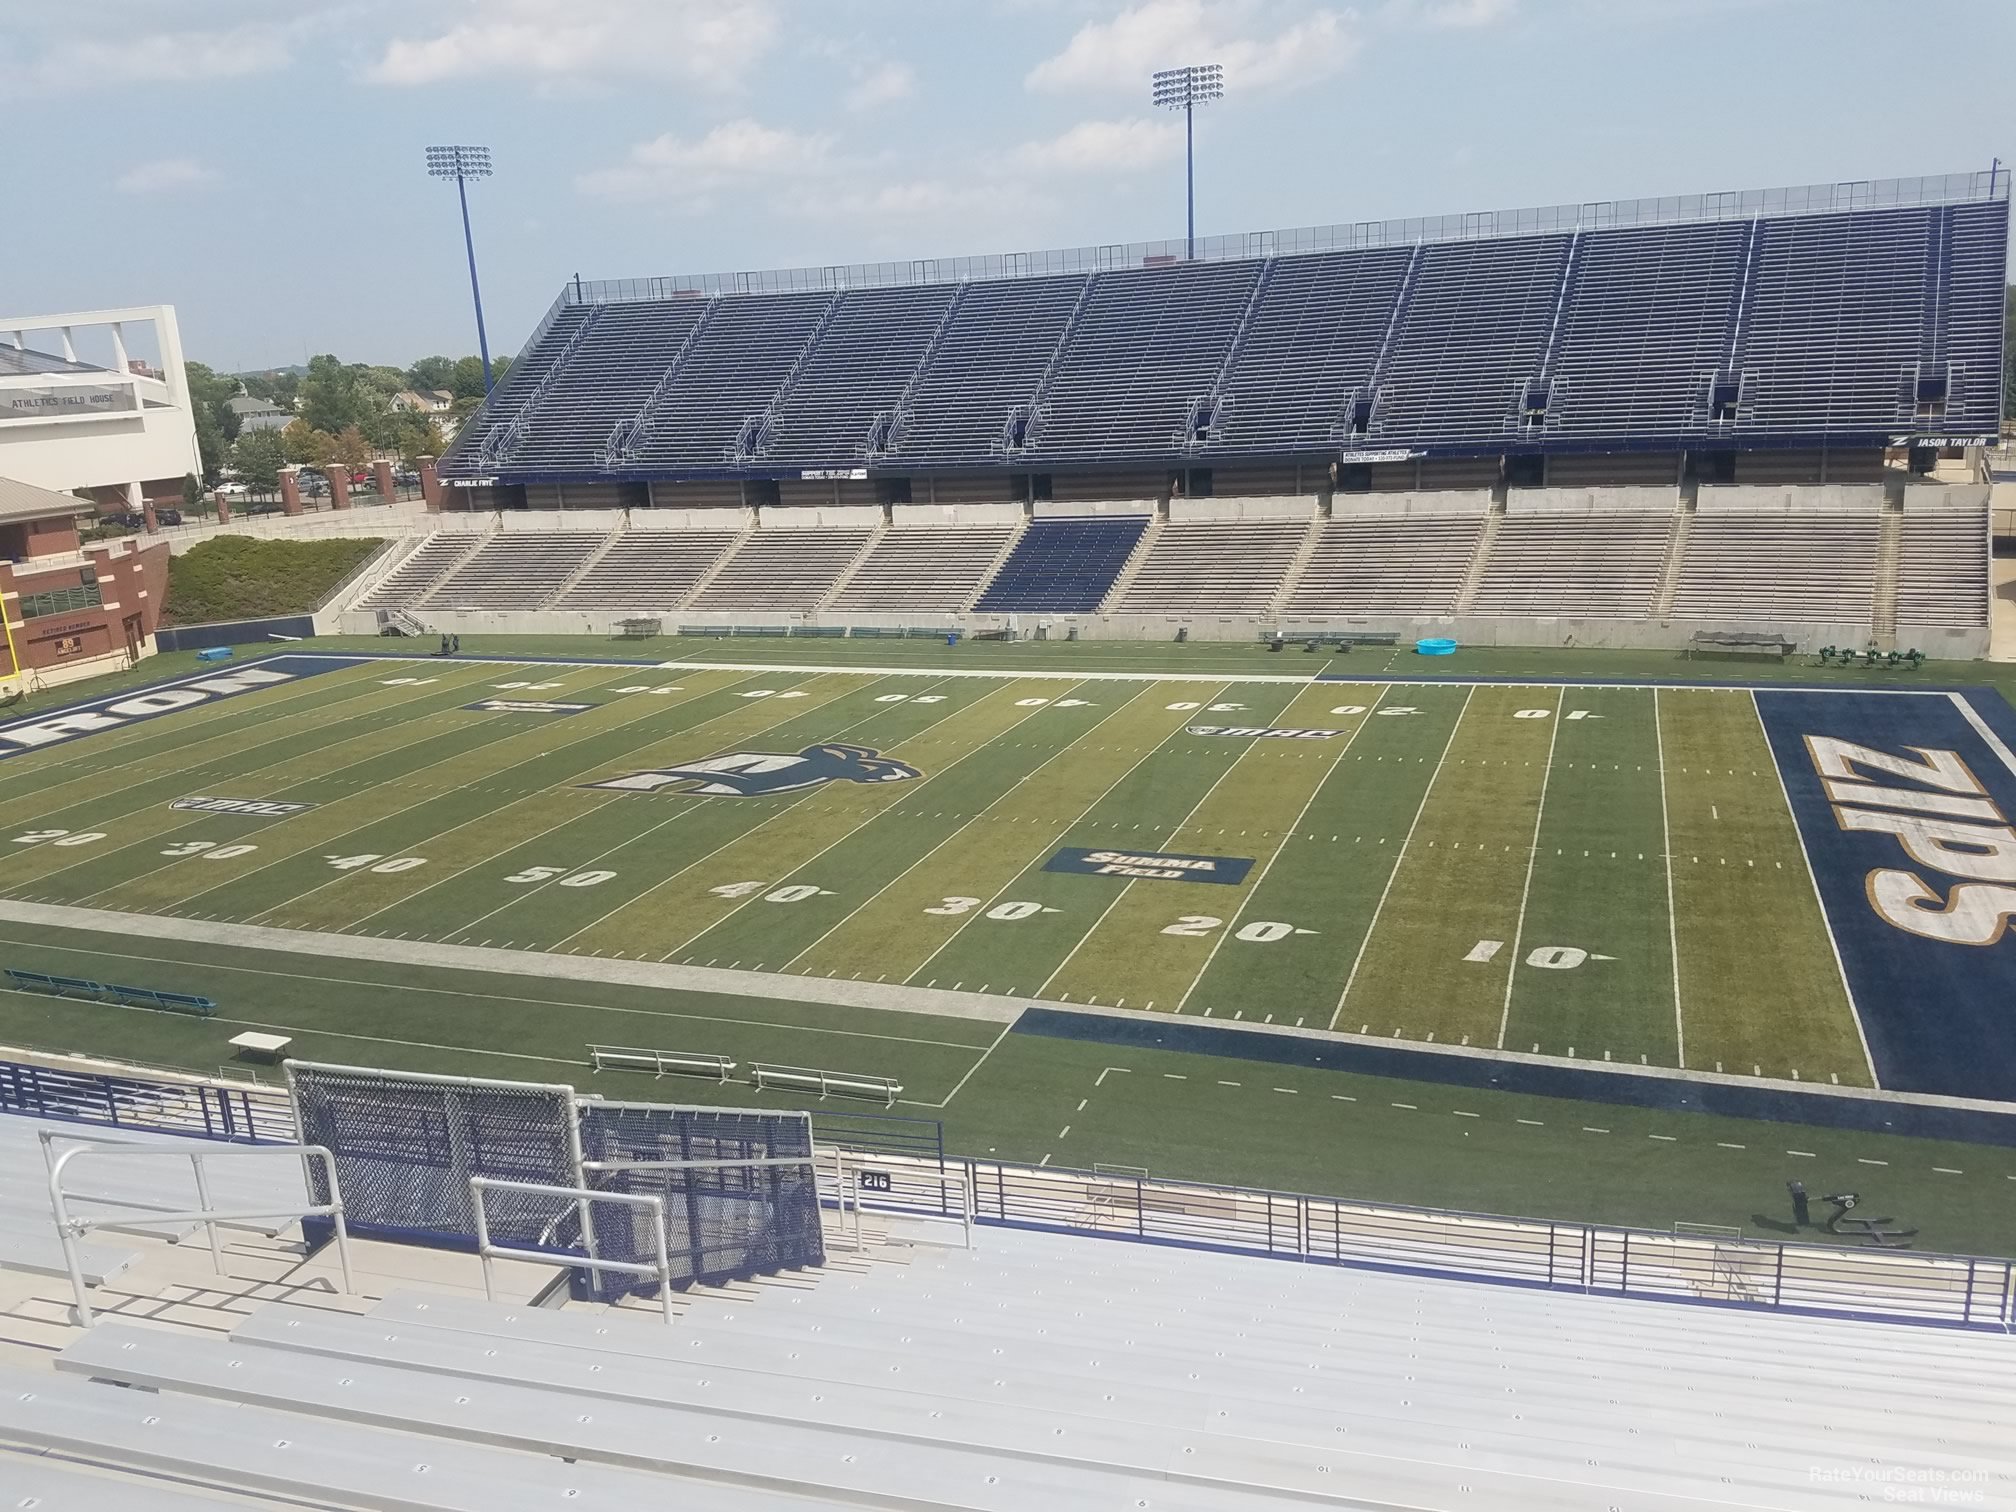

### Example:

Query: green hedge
xmin=162 ymin=536 xmax=385 ymax=627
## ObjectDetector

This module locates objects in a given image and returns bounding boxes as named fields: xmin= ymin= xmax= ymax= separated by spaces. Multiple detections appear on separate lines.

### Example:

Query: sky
xmin=5 ymin=0 xmax=2010 ymax=373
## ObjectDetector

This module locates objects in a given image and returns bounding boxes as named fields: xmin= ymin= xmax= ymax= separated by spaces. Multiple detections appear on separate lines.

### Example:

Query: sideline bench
xmin=587 ymin=1045 xmax=735 ymax=1081
xmin=751 ymin=1063 xmax=903 ymax=1106
xmin=6 ymin=968 xmax=217 ymax=1017
xmin=1686 ymin=630 xmax=1794 ymax=661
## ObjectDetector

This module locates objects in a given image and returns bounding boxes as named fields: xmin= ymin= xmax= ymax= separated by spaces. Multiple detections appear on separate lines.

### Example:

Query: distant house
xmin=392 ymin=390 xmax=456 ymax=414
xmin=226 ymin=394 xmax=289 ymax=433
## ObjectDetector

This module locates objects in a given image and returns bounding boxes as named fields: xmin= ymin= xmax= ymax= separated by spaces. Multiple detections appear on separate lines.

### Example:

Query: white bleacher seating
xmin=1671 ymin=504 xmax=1880 ymax=623
xmin=1895 ymin=500 xmax=1990 ymax=629
xmin=827 ymin=525 xmax=1017 ymax=613
xmin=1285 ymin=510 xmax=1485 ymax=617
xmin=353 ymin=534 xmax=479 ymax=610
xmin=420 ymin=532 xmax=606 ymax=612
xmin=1112 ymin=520 xmax=1309 ymax=616
xmin=552 ymin=529 xmax=741 ymax=612
xmin=1469 ymin=507 xmax=1676 ymax=618
xmin=686 ymin=528 xmax=873 ymax=612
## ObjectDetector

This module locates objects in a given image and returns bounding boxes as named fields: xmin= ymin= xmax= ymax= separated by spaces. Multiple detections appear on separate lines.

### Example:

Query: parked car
xmin=394 ymin=470 xmax=420 ymax=487
xmin=214 ymin=481 xmax=248 ymax=498
xmin=299 ymin=475 xmax=328 ymax=497
xmin=99 ymin=512 xmax=145 ymax=531
xmin=155 ymin=507 xmax=183 ymax=526
xmin=245 ymin=500 xmax=286 ymax=516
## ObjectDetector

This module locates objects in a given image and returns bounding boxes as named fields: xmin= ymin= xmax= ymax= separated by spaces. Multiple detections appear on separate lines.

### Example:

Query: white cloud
xmin=115 ymin=157 xmax=220 ymax=196
xmin=20 ymin=22 xmax=296 ymax=92
xmin=370 ymin=0 xmax=778 ymax=87
xmin=844 ymin=60 xmax=915 ymax=112
xmin=578 ymin=119 xmax=835 ymax=201
xmin=1388 ymin=0 xmax=1517 ymax=26
xmin=1012 ymin=118 xmax=1182 ymax=174
xmin=1026 ymin=0 xmax=1362 ymax=95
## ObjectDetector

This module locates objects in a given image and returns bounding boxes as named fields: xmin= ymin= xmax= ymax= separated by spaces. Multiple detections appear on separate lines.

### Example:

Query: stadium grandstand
xmin=314 ymin=168 xmax=2010 ymax=655
xmin=1 ymin=1056 xmax=2010 ymax=1508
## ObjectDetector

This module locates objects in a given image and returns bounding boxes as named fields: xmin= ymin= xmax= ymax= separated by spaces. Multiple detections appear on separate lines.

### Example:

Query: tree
xmin=299 ymin=354 xmax=370 ymax=435
xmin=405 ymin=355 xmax=458 ymax=393
xmin=183 ymin=360 xmax=243 ymax=482
xmin=282 ymin=419 xmax=333 ymax=466
xmin=399 ymin=417 xmax=447 ymax=469
xmin=181 ymin=474 xmax=203 ymax=511
xmin=238 ymin=369 xmax=299 ymax=411
xmin=232 ymin=429 xmax=287 ymax=490
xmin=333 ymin=425 xmax=372 ymax=473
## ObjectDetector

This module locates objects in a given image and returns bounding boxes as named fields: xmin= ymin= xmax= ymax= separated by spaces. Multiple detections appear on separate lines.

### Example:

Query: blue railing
xmin=5 ymin=1055 xmax=2009 ymax=1331
xmin=0 ymin=1058 xmax=293 ymax=1144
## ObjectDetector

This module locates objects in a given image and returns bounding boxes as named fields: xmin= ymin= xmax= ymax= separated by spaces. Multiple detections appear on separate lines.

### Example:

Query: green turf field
xmin=2 ymin=639 xmax=2011 ymax=1258
xmin=0 ymin=651 xmax=1871 ymax=1081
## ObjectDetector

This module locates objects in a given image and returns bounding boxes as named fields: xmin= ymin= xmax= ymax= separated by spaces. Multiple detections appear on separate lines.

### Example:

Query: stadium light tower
xmin=426 ymin=145 xmax=497 ymax=397
xmin=1152 ymin=63 xmax=1224 ymax=260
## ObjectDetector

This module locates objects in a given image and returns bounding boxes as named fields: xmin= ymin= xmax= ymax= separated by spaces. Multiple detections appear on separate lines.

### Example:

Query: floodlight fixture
xmin=1152 ymin=65 xmax=1224 ymax=258
xmin=425 ymin=145 xmax=496 ymax=395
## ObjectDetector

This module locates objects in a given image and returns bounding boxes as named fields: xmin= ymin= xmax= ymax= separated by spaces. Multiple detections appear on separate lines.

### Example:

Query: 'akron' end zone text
xmin=0 ymin=667 xmax=304 ymax=757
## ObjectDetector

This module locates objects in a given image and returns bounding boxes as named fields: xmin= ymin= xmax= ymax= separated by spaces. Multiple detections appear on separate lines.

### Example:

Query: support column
xmin=373 ymin=459 xmax=396 ymax=506
xmin=215 ymin=494 xmax=232 ymax=525
xmin=279 ymin=468 xmax=304 ymax=516
xmin=130 ymin=482 xmax=157 ymax=534
xmin=418 ymin=456 xmax=442 ymax=512
xmin=325 ymin=466 xmax=351 ymax=511
xmin=0 ymin=562 xmax=22 ymax=684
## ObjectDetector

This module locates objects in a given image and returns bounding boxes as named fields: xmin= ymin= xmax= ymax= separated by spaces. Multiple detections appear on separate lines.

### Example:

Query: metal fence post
xmin=1773 ymin=1245 xmax=1785 ymax=1308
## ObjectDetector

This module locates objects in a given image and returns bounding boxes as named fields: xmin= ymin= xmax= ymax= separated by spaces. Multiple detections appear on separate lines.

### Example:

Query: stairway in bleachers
xmin=1469 ymin=506 xmax=1677 ymax=619
xmin=416 ymin=533 xmax=607 ymax=612
xmin=826 ymin=524 xmax=1020 ymax=613
xmin=687 ymin=528 xmax=877 ymax=613
xmin=353 ymin=535 xmax=480 ymax=611
xmin=1671 ymin=499 xmax=1883 ymax=625
xmin=1285 ymin=507 xmax=1486 ymax=619
xmin=972 ymin=515 xmax=1149 ymax=613
xmin=1113 ymin=519 xmax=1310 ymax=616
xmin=1896 ymin=495 xmax=1992 ymax=630
xmin=552 ymin=529 xmax=745 ymax=613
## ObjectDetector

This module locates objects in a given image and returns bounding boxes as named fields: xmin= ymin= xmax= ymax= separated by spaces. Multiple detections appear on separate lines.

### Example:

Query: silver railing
xmin=47 ymin=1136 xmax=354 ymax=1327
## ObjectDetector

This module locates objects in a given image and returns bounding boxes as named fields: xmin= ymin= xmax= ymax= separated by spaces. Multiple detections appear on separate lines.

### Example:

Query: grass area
xmin=162 ymin=537 xmax=385 ymax=626
xmin=0 ymin=919 xmax=2010 ymax=1257
xmin=7 ymin=637 xmax=2016 ymax=1259
xmin=0 ymin=655 xmax=1917 ymax=1083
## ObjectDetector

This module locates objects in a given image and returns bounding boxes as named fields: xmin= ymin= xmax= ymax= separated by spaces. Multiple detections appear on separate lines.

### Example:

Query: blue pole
xmin=456 ymin=172 xmax=495 ymax=396
xmin=1185 ymin=101 xmax=1196 ymax=259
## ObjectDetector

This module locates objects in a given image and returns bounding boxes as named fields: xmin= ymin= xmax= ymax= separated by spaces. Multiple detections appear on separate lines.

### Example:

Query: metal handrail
xmin=469 ymin=1176 xmax=674 ymax=1325
xmin=47 ymin=1138 xmax=353 ymax=1327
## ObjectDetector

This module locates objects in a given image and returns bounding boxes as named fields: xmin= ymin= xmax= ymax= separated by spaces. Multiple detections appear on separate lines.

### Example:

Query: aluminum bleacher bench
xmin=0 ymin=1361 xmax=825 ymax=1512
xmin=587 ymin=1045 xmax=735 ymax=1081
xmin=104 ymin=984 xmax=218 ymax=1016
xmin=751 ymin=1063 xmax=902 ymax=1105
xmin=6 ymin=969 xmax=102 ymax=999
xmin=2 ymin=1460 xmax=267 ymax=1511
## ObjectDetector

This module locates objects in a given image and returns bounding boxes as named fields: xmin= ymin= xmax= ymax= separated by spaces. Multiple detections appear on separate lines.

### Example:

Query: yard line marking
xmin=1648 ymin=1134 xmax=1676 ymax=1141
xmin=1652 ymin=689 xmax=1685 ymax=1066
xmin=1787 ymin=1149 xmax=1816 ymax=1158
xmin=926 ymin=1018 xmax=1018 ymax=1109
xmin=1331 ymin=686 xmax=1477 ymax=1028
xmin=20 ymin=667 xmax=529 ymax=897
xmin=1932 ymin=1167 xmax=1963 ymax=1175
xmin=1946 ymin=690 xmax=2016 ymax=780
xmin=1032 ymin=681 xmax=1281 ymax=997
xmin=1175 ymin=686 xmax=1389 ymax=1012
xmin=1391 ymin=1102 xmax=1417 ymax=1110
xmin=899 ymin=680 xmax=1236 ymax=982
xmin=234 ymin=669 xmax=798 ymax=927
xmin=1094 ymin=1066 xmax=1130 ymax=1087
xmin=780 ymin=682 xmax=1162 ymax=972
xmin=1496 ymin=686 xmax=1564 ymax=1049
xmin=1748 ymin=691 xmax=1878 ymax=1088
xmin=555 ymin=675 xmax=995 ymax=954
xmin=1517 ymin=1118 xmax=1544 ymax=1126
xmin=1857 ymin=1158 xmax=1888 ymax=1166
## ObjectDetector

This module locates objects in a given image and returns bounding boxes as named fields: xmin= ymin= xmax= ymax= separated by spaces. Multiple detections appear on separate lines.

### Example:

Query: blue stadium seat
xmin=973 ymin=516 xmax=1148 ymax=613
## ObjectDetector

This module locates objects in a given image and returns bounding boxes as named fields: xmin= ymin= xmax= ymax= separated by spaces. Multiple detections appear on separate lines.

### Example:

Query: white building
xmin=0 ymin=305 xmax=201 ymax=515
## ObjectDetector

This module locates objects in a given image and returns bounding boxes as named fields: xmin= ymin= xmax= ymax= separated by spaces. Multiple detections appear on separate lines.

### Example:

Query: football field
xmin=8 ymin=648 xmax=2011 ymax=1099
